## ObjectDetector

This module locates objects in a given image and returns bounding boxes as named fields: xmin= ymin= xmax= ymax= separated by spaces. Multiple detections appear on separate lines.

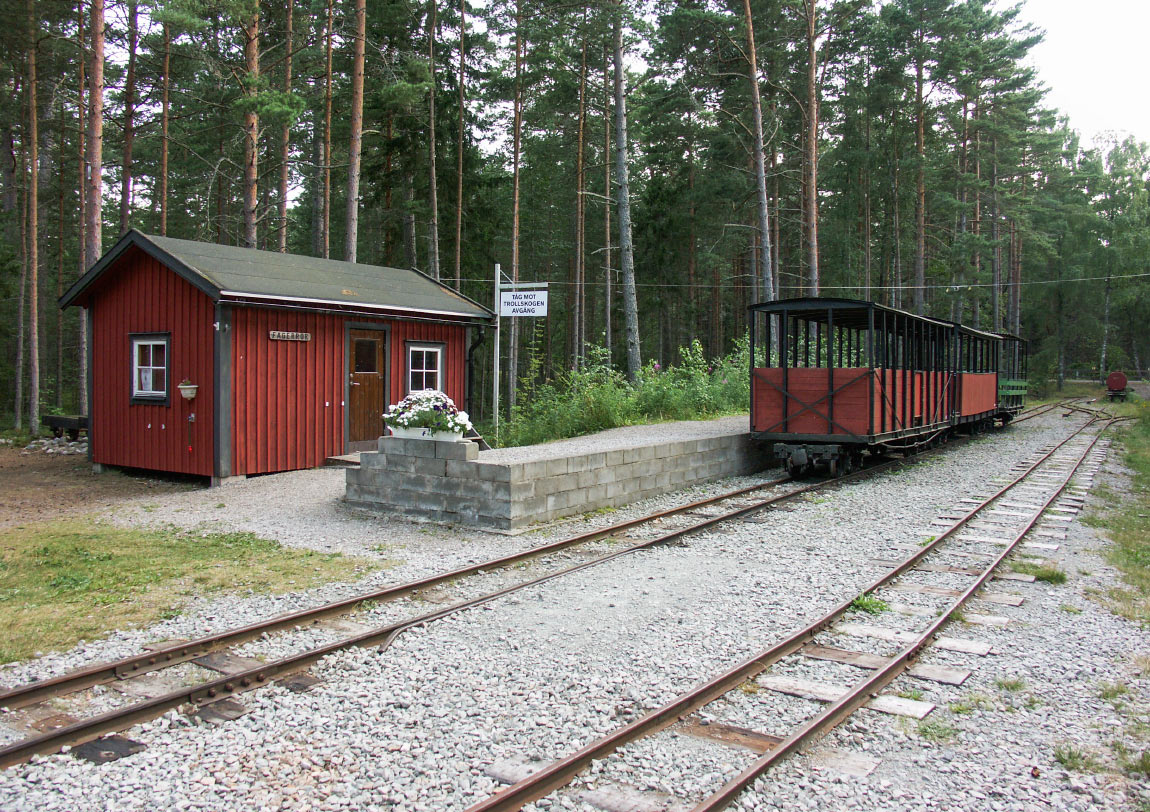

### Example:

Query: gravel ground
xmin=1 ymin=411 xmax=1147 ymax=812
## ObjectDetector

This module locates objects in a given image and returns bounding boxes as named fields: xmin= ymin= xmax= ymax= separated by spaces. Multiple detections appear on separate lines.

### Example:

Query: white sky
xmin=1016 ymin=0 xmax=1150 ymax=148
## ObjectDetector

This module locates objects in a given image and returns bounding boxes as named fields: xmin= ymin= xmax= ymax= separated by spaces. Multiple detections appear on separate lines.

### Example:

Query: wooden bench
xmin=43 ymin=414 xmax=88 ymax=441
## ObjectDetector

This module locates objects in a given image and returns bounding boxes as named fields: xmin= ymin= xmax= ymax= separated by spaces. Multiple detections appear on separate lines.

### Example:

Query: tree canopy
xmin=1 ymin=0 xmax=1147 ymax=429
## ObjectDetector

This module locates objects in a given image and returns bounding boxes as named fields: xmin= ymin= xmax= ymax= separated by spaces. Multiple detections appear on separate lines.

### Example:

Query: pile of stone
xmin=23 ymin=436 xmax=88 ymax=456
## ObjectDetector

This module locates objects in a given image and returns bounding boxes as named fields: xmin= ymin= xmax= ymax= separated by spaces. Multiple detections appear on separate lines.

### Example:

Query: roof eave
xmin=218 ymin=290 xmax=494 ymax=322
xmin=59 ymin=229 xmax=221 ymax=309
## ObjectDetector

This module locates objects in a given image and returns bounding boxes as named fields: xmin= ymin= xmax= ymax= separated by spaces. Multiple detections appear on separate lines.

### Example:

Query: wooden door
xmin=348 ymin=329 xmax=386 ymax=446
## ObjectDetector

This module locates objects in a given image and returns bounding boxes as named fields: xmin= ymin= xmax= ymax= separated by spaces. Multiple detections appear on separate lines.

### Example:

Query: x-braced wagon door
xmin=348 ymin=328 xmax=387 ymax=450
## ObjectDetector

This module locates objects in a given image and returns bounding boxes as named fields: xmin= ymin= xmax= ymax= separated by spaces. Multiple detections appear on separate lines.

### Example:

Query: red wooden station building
xmin=60 ymin=230 xmax=493 ymax=484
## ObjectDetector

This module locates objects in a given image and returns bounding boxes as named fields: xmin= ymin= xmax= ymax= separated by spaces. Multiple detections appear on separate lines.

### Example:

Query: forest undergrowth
xmin=493 ymin=338 xmax=750 ymax=447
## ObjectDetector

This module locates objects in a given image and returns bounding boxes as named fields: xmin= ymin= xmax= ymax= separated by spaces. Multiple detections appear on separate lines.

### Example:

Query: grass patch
xmin=897 ymin=688 xmax=925 ymax=701
xmin=995 ymin=677 xmax=1027 ymax=692
xmin=1099 ymin=681 xmax=1130 ymax=701
xmin=1086 ymin=398 xmax=1150 ymax=622
xmin=1119 ymin=747 xmax=1150 ymax=777
xmin=849 ymin=593 xmax=889 ymax=615
xmin=0 ymin=519 xmax=377 ymax=664
xmin=1010 ymin=561 xmax=1067 ymax=584
xmin=1060 ymin=604 xmax=1083 ymax=614
xmin=949 ymin=693 xmax=994 ymax=714
xmin=917 ymin=719 xmax=957 ymax=742
xmin=1053 ymin=743 xmax=1101 ymax=772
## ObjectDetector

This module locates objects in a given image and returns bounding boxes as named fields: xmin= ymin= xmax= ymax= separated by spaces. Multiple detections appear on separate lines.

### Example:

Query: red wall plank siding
xmin=231 ymin=309 xmax=353 ymax=476
xmin=752 ymin=368 xmax=871 ymax=436
xmin=230 ymin=311 xmax=469 ymax=475
xmin=959 ymin=373 xmax=997 ymax=417
xmin=87 ymin=247 xmax=215 ymax=476
xmin=388 ymin=321 xmax=468 ymax=409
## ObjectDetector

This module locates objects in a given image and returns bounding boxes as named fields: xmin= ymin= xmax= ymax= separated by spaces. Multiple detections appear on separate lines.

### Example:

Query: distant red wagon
xmin=61 ymin=230 xmax=493 ymax=484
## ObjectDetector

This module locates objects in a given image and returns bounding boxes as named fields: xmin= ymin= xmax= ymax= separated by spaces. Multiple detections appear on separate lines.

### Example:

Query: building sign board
xmin=269 ymin=331 xmax=312 ymax=342
xmin=499 ymin=289 xmax=548 ymax=317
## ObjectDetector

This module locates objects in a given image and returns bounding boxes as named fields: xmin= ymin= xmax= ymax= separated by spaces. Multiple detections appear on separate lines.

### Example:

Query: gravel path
xmin=1 ymin=412 xmax=1147 ymax=811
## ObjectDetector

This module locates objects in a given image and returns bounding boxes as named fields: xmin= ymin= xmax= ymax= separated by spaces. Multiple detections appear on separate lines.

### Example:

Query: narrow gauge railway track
xmin=464 ymin=416 xmax=1115 ymax=812
xmin=1011 ymin=400 xmax=1067 ymax=423
xmin=0 ymin=432 xmax=973 ymax=769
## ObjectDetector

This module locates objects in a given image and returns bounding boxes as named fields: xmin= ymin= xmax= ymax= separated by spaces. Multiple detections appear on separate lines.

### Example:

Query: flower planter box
xmin=389 ymin=426 xmax=464 ymax=442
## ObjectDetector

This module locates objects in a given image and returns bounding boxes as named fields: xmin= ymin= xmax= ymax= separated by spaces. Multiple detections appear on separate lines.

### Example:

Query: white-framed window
xmin=132 ymin=335 xmax=169 ymax=399
xmin=407 ymin=343 xmax=443 ymax=392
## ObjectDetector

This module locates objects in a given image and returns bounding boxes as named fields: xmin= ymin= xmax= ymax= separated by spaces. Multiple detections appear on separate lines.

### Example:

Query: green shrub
xmin=498 ymin=338 xmax=751 ymax=447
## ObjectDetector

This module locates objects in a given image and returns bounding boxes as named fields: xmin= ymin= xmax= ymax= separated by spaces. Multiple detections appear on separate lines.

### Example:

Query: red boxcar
xmin=62 ymin=230 xmax=493 ymax=483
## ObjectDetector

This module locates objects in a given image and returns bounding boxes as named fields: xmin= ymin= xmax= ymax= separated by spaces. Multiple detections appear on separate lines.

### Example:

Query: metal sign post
xmin=492 ymin=264 xmax=501 ymax=442
xmin=498 ymin=283 xmax=549 ymax=317
xmin=492 ymin=269 xmax=549 ymax=444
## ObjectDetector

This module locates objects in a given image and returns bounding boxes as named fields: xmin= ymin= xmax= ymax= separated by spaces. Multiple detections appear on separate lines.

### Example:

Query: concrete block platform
xmin=344 ymin=415 xmax=771 ymax=531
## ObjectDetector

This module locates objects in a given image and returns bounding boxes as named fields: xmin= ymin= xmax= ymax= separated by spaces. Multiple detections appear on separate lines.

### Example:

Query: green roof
xmin=61 ymin=230 xmax=493 ymax=321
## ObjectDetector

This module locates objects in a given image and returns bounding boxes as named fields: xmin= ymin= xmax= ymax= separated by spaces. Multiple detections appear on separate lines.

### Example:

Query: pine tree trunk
xmin=403 ymin=172 xmax=417 ymax=269
xmin=912 ymin=16 xmax=925 ymax=315
xmin=241 ymin=11 xmax=259 ymax=249
xmin=383 ymin=114 xmax=394 ymax=263
xmin=573 ymin=24 xmax=587 ymax=368
xmin=26 ymin=6 xmax=39 ymax=433
xmin=76 ymin=5 xmax=88 ymax=415
xmin=991 ymin=138 xmax=1000 ymax=331
xmin=453 ymin=0 xmax=465 ymax=289
xmin=863 ymin=110 xmax=871 ymax=299
xmin=84 ymin=0 xmax=103 ymax=270
xmin=508 ymin=0 xmax=522 ymax=410
xmin=953 ymin=97 xmax=969 ymax=324
xmin=804 ymin=0 xmax=818 ymax=295
xmin=1100 ymin=262 xmax=1111 ymax=381
xmin=308 ymin=117 xmax=321 ymax=253
xmin=57 ymin=100 xmax=65 ymax=409
xmin=0 ymin=126 xmax=14 ymax=216
xmin=687 ymin=135 xmax=697 ymax=338
xmin=613 ymin=7 xmax=640 ymax=380
xmin=15 ymin=242 xmax=25 ymax=429
xmin=602 ymin=43 xmax=611 ymax=358
xmin=322 ymin=0 xmax=333 ymax=258
xmin=971 ymin=99 xmax=981 ymax=329
xmin=892 ymin=141 xmax=902 ymax=309
xmin=344 ymin=0 xmax=366 ymax=262
xmin=277 ymin=4 xmax=291 ymax=251
xmin=160 ymin=22 xmax=169 ymax=236
xmin=119 ymin=0 xmax=137 ymax=233
xmin=1011 ymin=226 xmax=1022 ymax=335
xmin=426 ymin=0 xmax=441 ymax=280
xmin=742 ymin=0 xmax=774 ymax=304
xmin=15 ymin=84 xmax=26 ymax=429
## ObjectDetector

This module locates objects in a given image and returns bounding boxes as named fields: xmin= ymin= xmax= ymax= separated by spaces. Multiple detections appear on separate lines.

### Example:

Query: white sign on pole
xmin=499 ymin=288 xmax=549 ymax=317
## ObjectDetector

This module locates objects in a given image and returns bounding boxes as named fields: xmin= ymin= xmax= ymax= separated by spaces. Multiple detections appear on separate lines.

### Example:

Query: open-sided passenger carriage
xmin=749 ymin=298 xmax=1026 ymax=477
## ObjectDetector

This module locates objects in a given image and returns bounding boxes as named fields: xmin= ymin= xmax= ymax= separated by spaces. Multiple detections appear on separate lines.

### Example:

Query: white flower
xmin=383 ymin=390 xmax=473 ymax=435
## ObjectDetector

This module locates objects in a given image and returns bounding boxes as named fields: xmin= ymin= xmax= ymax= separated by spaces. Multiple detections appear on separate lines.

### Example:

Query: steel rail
xmin=1011 ymin=399 xmax=1072 ymax=423
xmin=3 ymin=424 xmax=961 ymax=716
xmin=0 ymin=474 xmax=800 ymax=711
xmin=693 ymin=420 xmax=1111 ymax=811
xmin=0 ymin=449 xmax=930 ymax=769
xmin=462 ymin=417 xmax=1103 ymax=812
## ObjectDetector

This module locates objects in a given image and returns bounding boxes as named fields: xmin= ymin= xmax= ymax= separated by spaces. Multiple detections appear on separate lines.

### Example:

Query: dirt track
xmin=0 ymin=446 xmax=195 ymax=529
